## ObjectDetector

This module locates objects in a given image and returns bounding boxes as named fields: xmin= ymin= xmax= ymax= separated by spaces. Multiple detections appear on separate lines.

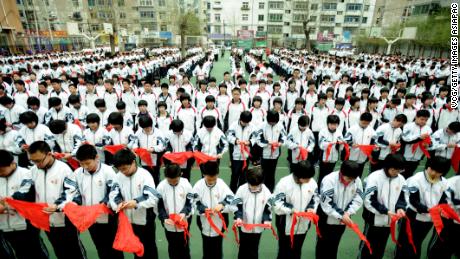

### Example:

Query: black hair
xmin=394 ymin=114 xmax=408 ymax=124
xmin=94 ymin=99 xmax=106 ymax=108
xmin=426 ymin=156 xmax=451 ymax=176
xmin=164 ymin=164 xmax=182 ymax=178
xmin=291 ymin=160 xmax=315 ymax=179
xmin=138 ymin=116 xmax=153 ymax=128
xmin=157 ymin=101 xmax=167 ymax=108
xmin=0 ymin=96 xmax=13 ymax=106
xmin=27 ymin=96 xmax=40 ymax=107
xmin=202 ymin=161 xmax=219 ymax=176
xmin=116 ymin=101 xmax=126 ymax=110
xmin=240 ymin=111 xmax=252 ymax=123
xmin=0 ymin=150 xmax=14 ymax=167
xmin=246 ymin=167 xmax=264 ymax=186
xmin=49 ymin=120 xmax=67 ymax=134
xmin=360 ymin=112 xmax=373 ymax=122
xmin=203 ymin=116 xmax=216 ymax=128
xmin=137 ymin=100 xmax=148 ymax=107
xmin=48 ymin=97 xmax=62 ymax=107
xmin=327 ymin=114 xmax=340 ymax=125
xmin=76 ymin=144 xmax=98 ymax=161
xmin=335 ymin=98 xmax=345 ymax=106
xmin=86 ymin=113 xmax=100 ymax=124
xmin=112 ymin=148 xmax=136 ymax=168
xmin=28 ymin=141 xmax=51 ymax=155
xmin=340 ymin=160 xmax=361 ymax=178
xmin=205 ymin=95 xmax=216 ymax=103
xmin=416 ymin=109 xmax=430 ymax=118
xmin=19 ymin=111 xmax=38 ymax=125
xmin=383 ymin=153 xmax=405 ymax=171
xmin=68 ymin=95 xmax=80 ymax=105
xmin=295 ymin=97 xmax=306 ymax=106
xmin=266 ymin=110 xmax=280 ymax=123
xmin=448 ymin=122 xmax=460 ymax=133
xmin=170 ymin=119 xmax=184 ymax=132
xmin=108 ymin=112 xmax=124 ymax=125
xmin=298 ymin=115 xmax=310 ymax=127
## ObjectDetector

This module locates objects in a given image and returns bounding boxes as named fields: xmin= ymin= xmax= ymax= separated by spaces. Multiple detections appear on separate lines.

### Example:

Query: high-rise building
xmin=0 ymin=0 xmax=26 ymax=53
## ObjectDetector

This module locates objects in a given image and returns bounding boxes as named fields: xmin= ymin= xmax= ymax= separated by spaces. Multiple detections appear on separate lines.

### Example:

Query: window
xmin=346 ymin=4 xmax=362 ymax=11
xmin=267 ymin=25 xmax=282 ymax=34
xmin=293 ymin=1 xmax=308 ymax=10
xmin=292 ymin=14 xmax=307 ymax=22
xmin=242 ymin=2 xmax=249 ymax=9
xmin=140 ymin=0 xmax=153 ymax=5
xmin=215 ymin=14 xmax=221 ymax=22
xmin=242 ymin=14 xmax=248 ymax=21
xmin=322 ymin=3 xmax=337 ymax=10
xmin=88 ymin=0 xmax=95 ymax=6
xmin=72 ymin=0 xmax=79 ymax=7
xmin=362 ymin=17 xmax=368 ymax=23
xmin=259 ymin=2 xmax=264 ymax=9
xmin=119 ymin=12 xmax=126 ymax=19
xmin=140 ymin=11 xmax=155 ymax=18
xmin=91 ymin=24 xmax=101 ymax=31
xmin=310 ymin=16 xmax=317 ymax=22
xmin=320 ymin=15 xmax=335 ymax=22
xmin=311 ymin=3 xmax=318 ymax=10
xmin=159 ymin=12 xmax=165 ymax=19
xmin=291 ymin=26 xmax=303 ymax=34
xmin=268 ymin=1 xmax=283 ymax=9
xmin=268 ymin=13 xmax=283 ymax=22
xmin=242 ymin=26 xmax=248 ymax=30
xmin=89 ymin=11 xmax=97 ymax=19
xmin=160 ymin=24 xmax=167 ymax=31
xmin=257 ymin=26 xmax=264 ymax=31
xmin=118 ymin=0 xmax=124 ymax=6
xmin=97 ymin=0 xmax=104 ymax=5
xmin=364 ymin=5 xmax=370 ymax=11
xmin=158 ymin=0 xmax=165 ymax=6
xmin=258 ymin=14 xmax=264 ymax=21
xmin=214 ymin=25 xmax=221 ymax=33
xmin=142 ymin=23 xmax=157 ymax=31
xmin=344 ymin=16 xmax=360 ymax=23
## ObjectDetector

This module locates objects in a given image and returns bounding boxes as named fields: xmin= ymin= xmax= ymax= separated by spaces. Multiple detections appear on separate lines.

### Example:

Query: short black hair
xmin=68 ymin=95 xmax=80 ymax=105
xmin=0 ymin=96 xmax=14 ymax=106
xmin=426 ymin=156 xmax=451 ymax=176
xmin=448 ymin=122 xmax=460 ymax=133
xmin=298 ymin=115 xmax=310 ymax=127
xmin=27 ymin=96 xmax=40 ymax=107
xmin=94 ymin=99 xmax=106 ymax=108
xmin=360 ymin=112 xmax=373 ymax=122
xmin=170 ymin=119 xmax=184 ymax=132
xmin=240 ymin=111 xmax=252 ymax=123
xmin=202 ymin=161 xmax=219 ymax=176
xmin=48 ymin=97 xmax=62 ymax=107
xmin=203 ymin=116 xmax=216 ymax=128
xmin=138 ymin=116 xmax=153 ymax=128
xmin=28 ymin=141 xmax=51 ymax=155
xmin=383 ymin=154 xmax=405 ymax=171
xmin=108 ymin=112 xmax=123 ymax=125
xmin=0 ymin=150 xmax=14 ymax=167
xmin=116 ymin=101 xmax=126 ymax=110
xmin=327 ymin=115 xmax=340 ymax=125
xmin=340 ymin=160 xmax=361 ymax=178
xmin=76 ymin=144 xmax=98 ymax=161
xmin=164 ymin=164 xmax=182 ymax=178
xmin=416 ymin=109 xmax=430 ymax=118
xmin=112 ymin=148 xmax=136 ymax=168
xmin=19 ymin=111 xmax=38 ymax=124
xmin=49 ymin=120 xmax=67 ymax=134
xmin=394 ymin=114 xmax=408 ymax=124
xmin=246 ymin=167 xmax=264 ymax=186
xmin=266 ymin=110 xmax=280 ymax=123
xmin=86 ymin=113 xmax=100 ymax=124
xmin=291 ymin=160 xmax=315 ymax=179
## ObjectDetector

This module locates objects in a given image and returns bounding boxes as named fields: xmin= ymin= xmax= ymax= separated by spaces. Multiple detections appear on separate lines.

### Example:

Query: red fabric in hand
xmin=63 ymin=203 xmax=112 ymax=232
xmin=4 ymin=198 xmax=50 ymax=231
xmin=112 ymin=211 xmax=144 ymax=257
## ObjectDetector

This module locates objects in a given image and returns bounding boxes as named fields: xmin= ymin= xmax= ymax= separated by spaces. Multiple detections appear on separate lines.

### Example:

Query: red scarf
xmin=4 ymin=198 xmax=50 ymax=231
xmin=133 ymin=148 xmax=153 ymax=167
xmin=290 ymin=212 xmax=321 ymax=248
xmin=339 ymin=172 xmax=351 ymax=187
xmin=53 ymin=153 xmax=80 ymax=170
xmin=429 ymin=204 xmax=460 ymax=237
xmin=74 ymin=119 xmax=84 ymax=130
xmin=325 ymin=142 xmax=350 ymax=161
xmin=239 ymin=143 xmax=251 ymax=171
xmin=104 ymin=145 xmax=126 ymax=155
xmin=204 ymin=209 xmax=227 ymax=237
xmin=345 ymin=221 xmax=372 ymax=254
xmin=113 ymin=211 xmax=144 ymax=257
xmin=270 ymin=142 xmax=281 ymax=157
xmin=390 ymin=215 xmax=416 ymax=254
xmin=411 ymin=136 xmax=431 ymax=158
xmin=391 ymin=143 xmax=401 ymax=154
xmin=296 ymin=146 xmax=309 ymax=161
xmin=451 ymin=146 xmax=460 ymax=172
xmin=193 ymin=151 xmax=217 ymax=166
xmin=106 ymin=124 xmax=113 ymax=132
xmin=356 ymin=144 xmax=377 ymax=164
xmin=63 ymin=203 xmax=112 ymax=232
xmin=169 ymin=214 xmax=191 ymax=244
xmin=232 ymin=222 xmax=278 ymax=244
xmin=162 ymin=151 xmax=194 ymax=165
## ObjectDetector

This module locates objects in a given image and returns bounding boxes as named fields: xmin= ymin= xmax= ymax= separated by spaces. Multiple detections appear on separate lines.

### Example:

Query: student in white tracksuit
xmin=285 ymin=115 xmax=315 ymax=167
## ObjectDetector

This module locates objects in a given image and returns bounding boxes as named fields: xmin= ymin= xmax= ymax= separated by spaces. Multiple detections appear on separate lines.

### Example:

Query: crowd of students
xmin=0 ymin=46 xmax=458 ymax=259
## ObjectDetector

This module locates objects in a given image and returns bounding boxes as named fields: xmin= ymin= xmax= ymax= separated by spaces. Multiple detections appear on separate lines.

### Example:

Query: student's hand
xmin=147 ymin=148 xmax=154 ymax=153
xmin=263 ymin=221 xmax=272 ymax=228
xmin=389 ymin=142 xmax=397 ymax=147
xmin=63 ymin=153 xmax=72 ymax=160
xmin=306 ymin=208 xmax=315 ymax=213
xmin=448 ymin=143 xmax=457 ymax=148
xmin=387 ymin=211 xmax=397 ymax=218
xmin=341 ymin=212 xmax=353 ymax=225
xmin=164 ymin=219 xmax=175 ymax=226
xmin=43 ymin=204 xmax=58 ymax=214
xmin=420 ymin=133 xmax=429 ymax=139
xmin=236 ymin=139 xmax=242 ymax=145
xmin=116 ymin=202 xmax=124 ymax=213
xmin=396 ymin=209 xmax=406 ymax=217
xmin=213 ymin=204 xmax=224 ymax=213
xmin=179 ymin=213 xmax=186 ymax=221
xmin=123 ymin=200 xmax=137 ymax=210
xmin=352 ymin=144 xmax=359 ymax=148
xmin=216 ymin=154 xmax=223 ymax=159
xmin=235 ymin=218 xmax=243 ymax=226
xmin=244 ymin=140 xmax=250 ymax=146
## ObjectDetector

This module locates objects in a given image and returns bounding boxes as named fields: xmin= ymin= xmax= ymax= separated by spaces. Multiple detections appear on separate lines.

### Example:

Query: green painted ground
xmin=44 ymin=52 xmax=443 ymax=259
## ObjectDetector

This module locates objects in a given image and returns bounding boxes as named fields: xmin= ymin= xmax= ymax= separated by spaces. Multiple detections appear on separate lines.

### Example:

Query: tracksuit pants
xmin=2 ymin=226 xmax=48 ymax=259
xmin=164 ymin=230 xmax=191 ymax=259
xmin=261 ymin=158 xmax=279 ymax=192
xmin=238 ymin=231 xmax=262 ymax=259
xmin=319 ymin=161 xmax=336 ymax=186
xmin=427 ymin=219 xmax=460 ymax=259
xmin=358 ymin=222 xmax=390 ymax=259
xmin=230 ymin=159 xmax=248 ymax=193
xmin=88 ymin=219 xmax=124 ymax=259
xmin=132 ymin=219 xmax=158 ymax=259
xmin=276 ymin=215 xmax=307 ymax=259
xmin=395 ymin=211 xmax=433 ymax=259
xmin=316 ymin=209 xmax=346 ymax=259
xmin=46 ymin=220 xmax=87 ymax=259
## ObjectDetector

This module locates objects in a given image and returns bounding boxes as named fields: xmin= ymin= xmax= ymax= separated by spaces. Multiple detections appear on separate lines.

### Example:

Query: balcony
xmin=213 ymin=3 xmax=222 ymax=9
xmin=241 ymin=6 xmax=249 ymax=11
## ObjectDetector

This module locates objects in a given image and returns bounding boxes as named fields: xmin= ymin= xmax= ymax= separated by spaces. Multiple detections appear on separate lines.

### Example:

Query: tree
xmin=301 ymin=0 xmax=312 ymax=51
xmin=177 ymin=11 xmax=202 ymax=57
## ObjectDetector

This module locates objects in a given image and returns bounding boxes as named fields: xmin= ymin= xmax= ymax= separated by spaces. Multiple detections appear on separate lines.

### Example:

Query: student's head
xmin=359 ymin=112 xmax=373 ymax=128
xmin=19 ymin=111 xmax=39 ymax=129
xmin=14 ymin=80 xmax=25 ymax=92
xmin=239 ymin=111 xmax=252 ymax=126
xmin=0 ymin=150 xmax=16 ymax=177
xmin=367 ymin=97 xmax=378 ymax=110
xmin=94 ymin=99 xmax=106 ymax=112
xmin=415 ymin=109 xmax=430 ymax=126
xmin=298 ymin=115 xmax=310 ymax=131
xmin=113 ymin=148 xmax=137 ymax=176
xmin=139 ymin=116 xmax=153 ymax=132
xmin=170 ymin=119 xmax=184 ymax=134
xmin=161 ymin=83 xmax=169 ymax=93
xmin=335 ymin=98 xmax=345 ymax=110
xmin=137 ymin=100 xmax=148 ymax=113
xmin=164 ymin=164 xmax=182 ymax=186
xmin=327 ymin=115 xmax=340 ymax=132
xmin=180 ymin=93 xmax=191 ymax=106
xmin=51 ymin=78 xmax=62 ymax=91
xmin=218 ymin=83 xmax=227 ymax=94
xmin=390 ymin=98 xmax=401 ymax=108
xmin=295 ymin=98 xmax=306 ymax=110
xmin=392 ymin=114 xmax=408 ymax=128
xmin=116 ymin=101 xmax=126 ymax=113
xmin=75 ymin=144 xmax=99 ymax=172
xmin=68 ymin=95 xmax=81 ymax=109
xmin=252 ymin=96 xmax=262 ymax=108
xmin=108 ymin=112 xmax=124 ymax=131
xmin=246 ymin=167 xmax=264 ymax=191
xmin=28 ymin=141 xmax=53 ymax=169
xmin=383 ymin=154 xmax=406 ymax=177
xmin=203 ymin=116 xmax=216 ymax=131
xmin=48 ymin=97 xmax=62 ymax=111
xmin=317 ymin=93 xmax=327 ymax=105
xmin=49 ymin=119 xmax=67 ymax=135
xmin=273 ymin=97 xmax=283 ymax=110
xmin=205 ymin=95 xmax=216 ymax=108
xmin=426 ymin=156 xmax=451 ymax=181
xmin=340 ymin=160 xmax=361 ymax=183
xmin=232 ymin=87 xmax=241 ymax=100
xmin=86 ymin=113 xmax=100 ymax=131
xmin=291 ymin=160 xmax=315 ymax=183
xmin=405 ymin=93 xmax=416 ymax=106
xmin=202 ymin=161 xmax=219 ymax=185
xmin=447 ymin=122 xmax=460 ymax=136
xmin=0 ymin=96 xmax=14 ymax=108
xmin=266 ymin=110 xmax=280 ymax=125
xmin=27 ymin=96 xmax=40 ymax=110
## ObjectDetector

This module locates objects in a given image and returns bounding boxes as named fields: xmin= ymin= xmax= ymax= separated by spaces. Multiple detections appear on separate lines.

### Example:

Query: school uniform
xmin=44 ymin=106 xmax=74 ymax=125
xmin=401 ymin=122 xmax=432 ymax=178
xmin=175 ymin=105 xmax=197 ymax=134
xmin=82 ymin=127 xmax=110 ymax=163
xmin=164 ymin=129 xmax=194 ymax=180
xmin=318 ymin=129 xmax=345 ymax=183
xmin=224 ymin=100 xmax=247 ymax=132
xmin=344 ymin=124 xmax=375 ymax=177
xmin=193 ymin=126 xmax=228 ymax=171
xmin=285 ymin=126 xmax=315 ymax=166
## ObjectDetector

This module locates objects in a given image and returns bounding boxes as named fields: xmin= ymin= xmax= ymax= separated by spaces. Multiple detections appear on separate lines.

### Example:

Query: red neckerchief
xmin=290 ymin=212 xmax=321 ymax=248
xmin=169 ymin=214 xmax=191 ymax=244
xmin=239 ymin=142 xmax=251 ymax=171
xmin=339 ymin=172 xmax=350 ymax=187
xmin=390 ymin=215 xmax=416 ymax=254
xmin=232 ymin=222 xmax=278 ymax=245
xmin=204 ymin=209 xmax=227 ymax=237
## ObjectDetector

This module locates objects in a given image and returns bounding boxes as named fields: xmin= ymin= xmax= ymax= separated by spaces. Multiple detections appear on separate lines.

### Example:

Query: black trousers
xmin=202 ymin=234 xmax=223 ymax=259
xmin=142 ymin=166 xmax=160 ymax=187
xmin=315 ymin=220 xmax=346 ymax=259
xmin=238 ymin=231 xmax=262 ymax=259
xmin=165 ymin=230 xmax=191 ymax=259
xmin=369 ymin=159 xmax=384 ymax=173
xmin=132 ymin=220 xmax=158 ymax=259
xmin=395 ymin=212 xmax=433 ymax=259
xmin=312 ymin=132 xmax=320 ymax=164
xmin=3 ymin=226 xmax=48 ymax=259
xmin=356 ymin=161 xmax=366 ymax=178
xmin=358 ymin=223 xmax=390 ymax=259
xmin=88 ymin=221 xmax=124 ymax=259
xmin=0 ymin=230 xmax=14 ymax=259
xmin=402 ymin=161 xmax=420 ymax=179
xmin=276 ymin=215 xmax=307 ymax=259
xmin=319 ymin=161 xmax=336 ymax=186
xmin=46 ymin=222 xmax=86 ymax=259
xmin=230 ymin=160 xmax=248 ymax=193
xmin=427 ymin=219 xmax=460 ymax=259
xmin=261 ymin=158 xmax=279 ymax=192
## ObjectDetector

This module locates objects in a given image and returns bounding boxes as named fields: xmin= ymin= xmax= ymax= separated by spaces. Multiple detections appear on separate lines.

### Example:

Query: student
xmin=44 ymin=97 xmax=74 ymax=125
xmin=233 ymin=167 xmax=272 ymax=259
xmin=156 ymin=164 xmax=193 ymax=259
xmin=157 ymin=83 xmax=174 ymax=115
xmin=224 ymin=87 xmax=247 ymax=132
xmin=0 ymin=150 xmax=49 ymax=259
xmin=270 ymin=160 xmax=318 ymax=259
xmin=216 ymin=83 xmax=231 ymax=117
xmin=58 ymin=144 xmax=124 ymax=259
xmin=48 ymin=119 xmax=83 ymax=158
xmin=27 ymin=96 xmax=47 ymax=124
xmin=318 ymin=115 xmax=345 ymax=183
xmin=108 ymin=148 xmax=159 ymax=259
xmin=164 ymin=120 xmax=194 ymax=181
xmin=316 ymin=160 xmax=363 ymax=259
xmin=287 ymin=98 xmax=308 ymax=134
xmin=94 ymin=99 xmax=110 ymax=127
xmin=286 ymin=115 xmax=315 ymax=166
xmin=360 ymin=153 xmax=408 ymax=259
xmin=0 ymin=96 xmax=26 ymax=129
xmin=311 ymin=93 xmax=329 ymax=165
xmin=395 ymin=156 xmax=451 ymax=259
xmin=102 ymin=79 xmax=120 ymax=113
xmin=134 ymin=100 xmax=154 ymax=130
xmin=372 ymin=114 xmax=408 ymax=171
xmin=192 ymin=161 xmax=234 ymax=259
xmin=344 ymin=112 xmax=376 ymax=177
xmin=13 ymin=141 xmax=86 ymax=259
xmin=401 ymin=109 xmax=433 ymax=178
xmin=175 ymin=93 xmax=197 ymax=134
xmin=249 ymin=96 xmax=266 ymax=130
xmin=116 ymin=101 xmax=135 ymax=130
xmin=197 ymin=95 xmax=222 ymax=130
xmin=156 ymin=101 xmax=172 ymax=133
xmin=226 ymin=111 xmax=259 ymax=192
xmin=17 ymin=111 xmax=55 ymax=151
xmin=106 ymin=112 xmax=136 ymax=146
xmin=429 ymin=121 xmax=460 ymax=160
xmin=83 ymin=113 xmax=110 ymax=163
xmin=129 ymin=116 xmax=165 ymax=186
xmin=68 ymin=95 xmax=89 ymax=128
xmin=256 ymin=110 xmax=287 ymax=191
